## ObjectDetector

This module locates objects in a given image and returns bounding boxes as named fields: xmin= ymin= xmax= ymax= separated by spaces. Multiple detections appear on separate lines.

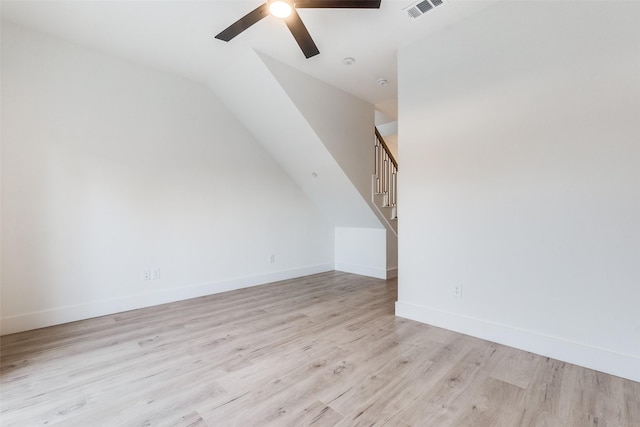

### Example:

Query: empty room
xmin=1 ymin=0 xmax=638 ymax=425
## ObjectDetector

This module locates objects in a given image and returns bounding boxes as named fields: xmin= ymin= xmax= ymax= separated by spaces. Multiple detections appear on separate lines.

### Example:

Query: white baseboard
xmin=335 ymin=262 xmax=387 ymax=279
xmin=395 ymin=301 xmax=640 ymax=383
xmin=0 ymin=264 xmax=334 ymax=336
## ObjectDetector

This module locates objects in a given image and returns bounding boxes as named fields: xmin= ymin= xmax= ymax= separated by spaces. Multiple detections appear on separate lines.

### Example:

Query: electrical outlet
xmin=269 ymin=254 xmax=275 ymax=264
xmin=152 ymin=268 xmax=160 ymax=280
xmin=453 ymin=283 xmax=462 ymax=298
xmin=143 ymin=270 xmax=151 ymax=281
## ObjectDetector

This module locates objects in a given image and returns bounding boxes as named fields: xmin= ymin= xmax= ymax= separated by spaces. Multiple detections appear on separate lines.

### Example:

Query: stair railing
xmin=374 ymin=128 xmax=398 ymax=214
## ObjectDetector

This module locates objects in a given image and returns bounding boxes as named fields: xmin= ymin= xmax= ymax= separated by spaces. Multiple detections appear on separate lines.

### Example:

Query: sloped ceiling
xmin=0 ymin=0 xmax=497 ymax=119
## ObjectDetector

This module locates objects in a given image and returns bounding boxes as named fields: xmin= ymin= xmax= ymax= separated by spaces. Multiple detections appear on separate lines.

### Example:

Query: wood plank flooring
xmin=1 ymin=271 xmax=638 ymax=426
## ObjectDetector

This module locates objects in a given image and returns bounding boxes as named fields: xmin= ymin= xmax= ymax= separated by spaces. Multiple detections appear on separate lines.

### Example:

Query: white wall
xmin=206 ymin=49 xmax=395 ymax=279
xmin=1 ymin=23 xmax=334 ymax=335
xmin=205 ymin=49 xmax=381 ymax=230
xmin=335 ymin=227 xmax=387 ymax=279
xmin=259 ymin=53 xmax=377 ymax=205
xmin=397 ymin=2 xmax=640 ymax=381
xmin=258 ymin=53 xmax=399 ymax=277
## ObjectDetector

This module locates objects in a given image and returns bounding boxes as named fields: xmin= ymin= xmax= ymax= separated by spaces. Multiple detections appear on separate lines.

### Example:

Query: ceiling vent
xmin=404 ymin=0 xmax=443 ymax=19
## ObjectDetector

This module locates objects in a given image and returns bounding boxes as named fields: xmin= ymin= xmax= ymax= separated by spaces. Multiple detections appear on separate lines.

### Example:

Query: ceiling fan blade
xmin=294 ymin=0 xmax=381 ymax=9
xmin=285 ymin=9 xmax=320 ymax=58
xmin=215 ymin=3 xmax=270 ymax=42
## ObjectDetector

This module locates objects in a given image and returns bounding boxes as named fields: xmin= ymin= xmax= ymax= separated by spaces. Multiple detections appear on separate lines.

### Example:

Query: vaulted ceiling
xmin=1 ymin=0 xmax=495 ymax=119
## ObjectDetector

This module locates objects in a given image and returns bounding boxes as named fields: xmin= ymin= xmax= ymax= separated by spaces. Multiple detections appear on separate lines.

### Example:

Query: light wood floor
xmin=1 ymin=271 xmax=638 ymax=426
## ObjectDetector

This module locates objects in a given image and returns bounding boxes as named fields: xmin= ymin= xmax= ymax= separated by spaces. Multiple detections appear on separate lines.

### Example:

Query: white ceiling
xmin=1 ymin=0 xmax=496 ymax=119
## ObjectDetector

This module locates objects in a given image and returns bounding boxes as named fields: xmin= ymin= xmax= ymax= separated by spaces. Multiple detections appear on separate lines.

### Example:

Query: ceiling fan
xmin=215 ymin=0 xmax=382 ymax=59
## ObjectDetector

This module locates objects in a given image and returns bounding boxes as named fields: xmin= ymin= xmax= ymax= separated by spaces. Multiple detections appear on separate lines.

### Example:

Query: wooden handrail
xmin=374 ymin=128 xmax=397 ymax=170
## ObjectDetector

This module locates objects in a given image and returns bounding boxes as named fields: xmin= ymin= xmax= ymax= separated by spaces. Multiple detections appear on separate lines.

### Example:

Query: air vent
xmin=407 ymin=7 xmax=421 ymax=19
xmin=404 ymin=0 xmax=443 ymax=19
xmin=416 ymin=0 xmax=432 ymax=13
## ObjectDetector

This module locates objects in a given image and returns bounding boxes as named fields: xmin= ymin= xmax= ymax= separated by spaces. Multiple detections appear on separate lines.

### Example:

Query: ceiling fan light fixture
xmin=269 ymin=1 xmax=293 ymax=18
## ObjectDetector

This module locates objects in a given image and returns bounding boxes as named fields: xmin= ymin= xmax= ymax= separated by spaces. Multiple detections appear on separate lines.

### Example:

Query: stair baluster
xmin=374 ymin=128 xmax=397 ymax=221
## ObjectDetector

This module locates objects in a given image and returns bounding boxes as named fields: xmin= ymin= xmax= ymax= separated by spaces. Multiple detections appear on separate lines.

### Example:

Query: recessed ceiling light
xmin=377 ymin=78 xmax=389 ymax=86
xmin=342 ymin=57 xmax=356 ymax=66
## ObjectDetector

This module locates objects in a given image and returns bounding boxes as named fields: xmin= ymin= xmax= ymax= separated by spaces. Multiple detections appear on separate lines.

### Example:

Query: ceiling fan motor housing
xmin=215 ymin=0 xmax=382 ymax=59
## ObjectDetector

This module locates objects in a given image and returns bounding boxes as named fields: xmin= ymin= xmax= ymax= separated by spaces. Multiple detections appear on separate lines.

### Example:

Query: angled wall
xmin=207 ymin=50 xmax=396 ymax=279
xmin=258 ymin=53 xmax=376 ymax=209
xmin=260 ymin=53 xmax=399 ymax=277
xmin=397 ymin=2 xmax=640 ymax=381
xmin=206 ymin=49 xmax=380 ymax=229
xmin=1 ymin=23 xmax=334 ymax=334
